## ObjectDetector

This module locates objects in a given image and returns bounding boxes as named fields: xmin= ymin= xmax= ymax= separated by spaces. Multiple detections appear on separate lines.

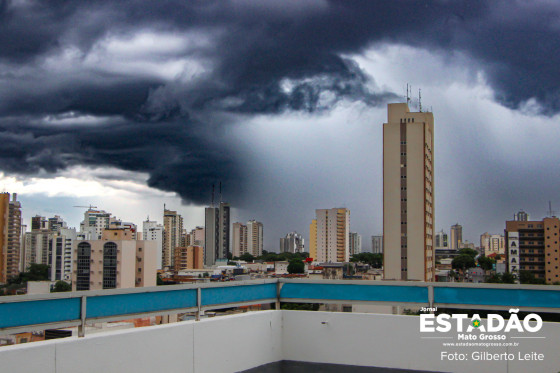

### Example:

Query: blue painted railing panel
xmin=0 ymin=298 xmax=80 ymax=328
xmin=201 ymin=283 xmax=277 ymax=306
xmin=280 ymin=283 xmax=428 ymax=304
xmin=87 ymin=289 xmax=197 ymax=318
xmin=434 ymin=287 xmax=560 ymax=308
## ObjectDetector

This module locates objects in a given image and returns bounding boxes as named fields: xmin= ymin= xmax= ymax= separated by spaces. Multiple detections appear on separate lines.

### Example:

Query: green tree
xmin=51 ymin=280 xmax=71 ymax=292
xmin=287 ymin=259 xmax=305 ymax=274
xmin=485 ymin=273 xmax=503 ymax=283
xmin=477 ymin=255 xmax=495 ymax=271
xmin=458 ymin=248 xmax=478 ymax=258
xmin=501 ymin=272 xmax=516 ymax=284
xmin=239 ymin=253 xmax=255 ymax=262
xmin=9 ymin=263 xmax=50 ymax=284
xmin=452 ymin=255 xmax=476 ymax=272
xmin=350 ymin=253 xmax=383 ymax=268
xmin=519 ymin=270 xmax=546 ymax=285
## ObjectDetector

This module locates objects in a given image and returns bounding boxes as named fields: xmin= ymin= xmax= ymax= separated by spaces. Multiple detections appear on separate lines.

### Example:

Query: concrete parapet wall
xmin=1 ymin=310 xmax=559 ymax=373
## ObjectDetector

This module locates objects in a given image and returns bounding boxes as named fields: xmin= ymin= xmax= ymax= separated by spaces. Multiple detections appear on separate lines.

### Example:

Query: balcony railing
xmin=0 ymin=279 xmax=559 ymax=337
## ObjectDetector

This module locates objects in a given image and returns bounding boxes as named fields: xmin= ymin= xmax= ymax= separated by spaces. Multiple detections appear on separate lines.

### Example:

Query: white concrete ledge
xmin=1 ymin=311 xmax=559 ymax=373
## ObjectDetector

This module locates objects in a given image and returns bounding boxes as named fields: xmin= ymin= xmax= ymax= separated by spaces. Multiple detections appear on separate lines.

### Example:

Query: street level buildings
xmin=383 ymin=103 xmax=435 ymax=281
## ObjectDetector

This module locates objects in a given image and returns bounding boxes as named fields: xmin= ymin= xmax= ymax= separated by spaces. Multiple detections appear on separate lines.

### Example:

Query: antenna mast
xmin=406 ymin=84 xmax=411 ymax=106
xmin=418 ymin=89 xmax=422 ymax=112
xmin=219 ymin=181 xmax=222 ymax=203
xmin=548 ymin=201 xmax=556 ymax=217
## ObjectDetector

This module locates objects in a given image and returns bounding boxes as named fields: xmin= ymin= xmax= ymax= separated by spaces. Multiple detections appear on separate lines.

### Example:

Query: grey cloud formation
xmin=0 ymin=0 xmax=559 ymax=206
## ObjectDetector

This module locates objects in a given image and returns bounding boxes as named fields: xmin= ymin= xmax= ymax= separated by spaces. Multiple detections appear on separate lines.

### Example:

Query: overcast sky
xmin=1 ymin=0 xmax=560 ymax=251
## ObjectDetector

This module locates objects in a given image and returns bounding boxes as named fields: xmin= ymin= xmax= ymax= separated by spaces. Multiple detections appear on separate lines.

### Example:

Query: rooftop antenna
xmin=406 ymin=84 xmax=411 ymax=106
xmin=219 ymin=181 xmax=222 ymax=203
xmin=418 ymin=89 xmax=422 ymax=112
xmin=548 ymin=201 xmax=556 ymax=217
xmin=212 ymin=184 xmax=215 ymax=207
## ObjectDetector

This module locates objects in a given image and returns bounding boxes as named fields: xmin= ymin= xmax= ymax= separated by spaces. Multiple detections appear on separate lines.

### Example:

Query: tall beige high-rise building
xmin=311 ymin=208 xmax=350 ymax=263
xmin=163 ymin=208 xmax=183 ymax=269
xmin=0 ymin=193 xmax=9 ymax=283
xmin=0 ymin=193 xmax=22 ymax=283
xmin=247 ymin=220 xmax=263 ymax=257
xmin=309 ymin=220 xmax=317 ymax=261
xmin=450 ymin=223 xmax=462 ymax=251
xmin=232 ymin=222 xmax=248 ymax=258
xmin=383 ymin=103 xmax=434 ymax=281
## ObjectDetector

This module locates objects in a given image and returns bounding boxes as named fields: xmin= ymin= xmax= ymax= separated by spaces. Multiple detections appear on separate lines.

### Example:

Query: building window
xmin=103 ymin=242 xmax=118 ymax=289
xmin=76 ymin=242 xmax=91 ymax=291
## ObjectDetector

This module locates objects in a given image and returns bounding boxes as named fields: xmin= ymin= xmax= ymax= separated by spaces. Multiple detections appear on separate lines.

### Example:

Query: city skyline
xmin=1 ymin=1 xmax=560 ymax=250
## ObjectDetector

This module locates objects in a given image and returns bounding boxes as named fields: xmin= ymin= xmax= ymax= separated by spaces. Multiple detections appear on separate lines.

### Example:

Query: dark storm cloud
xmin=0 ymin=0 xmax=559 ymax=203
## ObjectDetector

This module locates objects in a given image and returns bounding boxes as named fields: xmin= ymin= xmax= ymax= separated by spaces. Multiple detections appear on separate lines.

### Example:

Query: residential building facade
xmin=142 ymin=219 xmax=164 ymax=269
xmin=450 ymin=224 xmax=462 ymax=251
xmin=204 ymin=202 xmax=230 ymax=266
xmin=371 ymin=235 xmax=383 ymax=254
xmin=247 ymin=220 xmax=263 ymax=257
xmin=505 ymin=217 xmax=560 ymax=283
xmin=383 ymin=103 xmax=435 ymax=281
xmin=174 ymin=246 xmax=204 ymax=271
xmin=280 ymin=232 xmax=305 ymax=254
xmin=312 ymin=208 xmax=350 ymax=263
xmin=163 ymin=208 xmax=183 ymax=269
xmin=349 ymin=232 xmax=362 ymax=256
xmin=232 ymin=222 xmax=248 ymax=258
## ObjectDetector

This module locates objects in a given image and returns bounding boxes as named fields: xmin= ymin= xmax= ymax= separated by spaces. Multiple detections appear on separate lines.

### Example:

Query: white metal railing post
xmin=275 ymin=280 xmax=281 ymax=310
xmin=196 ymin=287 xmax=202 ymax=321
xmin=428 ymin=285 xmax=434 ymax=309
xmin=78 ymin=295 xmax=87 ymax=337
